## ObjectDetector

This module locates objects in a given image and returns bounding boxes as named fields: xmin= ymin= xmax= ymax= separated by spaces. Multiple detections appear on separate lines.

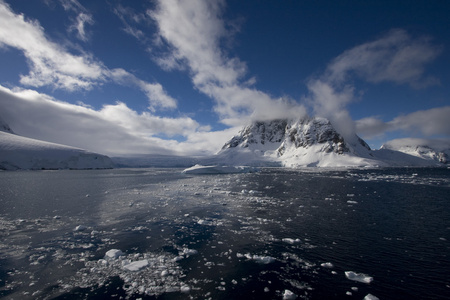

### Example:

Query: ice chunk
xmin=105 ymin=249 xmax=124 ymax=259
xmin=283 ymin=289 xmax=297 ymax=299
xmin=320 ymin=262 xmax=334 ymax=268
xmin=180 ymin=285 xmax=190 ymax=293
xmin=182 ymin=164 xmax=258 ymax=174
xmin=74 ymin=225 xmax=87 ymax=231
xmin=345 ymin=271 xmax=373 ymax=283
xmin=363 ymin=294 xmax=379 ymax=300
xmin=182 ymin=248 xmax=198 ymax=256
xmin=123 ymin=259 xmax=149 ymax=272
xmin=282 ymin=238 xmax=301 ymax=244
xmin=250 ymin=255 xmax=276 ymax=264
xmin=197 ymin=219 xmax=214 ymax=226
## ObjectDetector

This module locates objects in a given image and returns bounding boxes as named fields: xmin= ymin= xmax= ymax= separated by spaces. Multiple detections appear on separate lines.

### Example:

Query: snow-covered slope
xmin=218 ymin=117 xmax=379 ymax=167
xmin=0 ymin=131 xmax=113 ymax=170
xmin=381 ymin=138 xmax=449 ymax=164
xmin=215 ymin=118 xmax=448 ymax=168
xmin=0 ymin=115 xmax=14 ymax=134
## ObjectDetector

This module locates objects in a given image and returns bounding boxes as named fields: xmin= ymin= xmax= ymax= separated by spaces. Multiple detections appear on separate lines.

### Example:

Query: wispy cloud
xmin=306 ymin=29 xmax=443 ymax=141
xmin=326 ymin=29 xmax=442 ymax=88
xmin=108 ymin=68 xmax=177 ymax=111
xmin=0 ymin=85 xmax=213 ymax=156
xmin=58 ymin=0 xmax=94 ymax=42
xmin=112 ymin=4 xmax=147 ymax=41
xmin=148 ymin=0 xmax=307 ymax=126
xmin=356 ymin=106 xmax=450 ymax=139
xmin=0 ymin=1 xmax=176 ymax=110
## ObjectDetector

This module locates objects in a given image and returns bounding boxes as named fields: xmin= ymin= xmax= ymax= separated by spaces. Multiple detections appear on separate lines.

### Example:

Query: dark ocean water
xmin=0 ymin=168 xmax=449 ymax=299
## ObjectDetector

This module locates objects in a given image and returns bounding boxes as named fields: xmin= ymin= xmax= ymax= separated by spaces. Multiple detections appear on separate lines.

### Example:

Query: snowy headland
xmin=0 ymin=131 xmax=113 ymax=170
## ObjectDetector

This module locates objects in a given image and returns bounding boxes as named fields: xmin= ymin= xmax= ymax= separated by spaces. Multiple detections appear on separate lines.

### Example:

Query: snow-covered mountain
xmin=218 ymin=117 xmax=379 ymax=167
xmin=381 ymin=138 xmax=449 ymax=164
xmin=216 ymin=117 xmax=448 ymax=168
xmin=0 ymin=126 xmax=113 ymax=170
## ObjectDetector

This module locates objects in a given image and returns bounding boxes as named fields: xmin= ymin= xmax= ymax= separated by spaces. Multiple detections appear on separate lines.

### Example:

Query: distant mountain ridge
xmin=382 ymin=138 xmax=449 ymax=164
xmin=217 ymin=117 xmax=448 ymax=167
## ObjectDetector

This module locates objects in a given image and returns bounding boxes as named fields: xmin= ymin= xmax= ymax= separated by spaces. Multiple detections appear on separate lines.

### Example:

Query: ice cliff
xmin=0 ymin=122 xmax=113 ymax=170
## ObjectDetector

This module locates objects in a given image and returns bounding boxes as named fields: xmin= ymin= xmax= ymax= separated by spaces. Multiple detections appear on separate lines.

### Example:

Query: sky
xmin=0 ymin=0 xmax=449 ymax=156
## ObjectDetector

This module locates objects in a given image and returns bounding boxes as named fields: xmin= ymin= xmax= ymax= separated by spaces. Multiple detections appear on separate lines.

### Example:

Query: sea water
xmin=0 ymin=168 xmax=449 ymax=299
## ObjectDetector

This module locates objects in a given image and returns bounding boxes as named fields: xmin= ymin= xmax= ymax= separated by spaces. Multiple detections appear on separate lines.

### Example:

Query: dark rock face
xmin=222 ymin=120 xmax=288 ymax=149
xmin=281 ymin=118 xmax=350 ymax=155
xmin=222 ymin=117 xmax=370 ymax=157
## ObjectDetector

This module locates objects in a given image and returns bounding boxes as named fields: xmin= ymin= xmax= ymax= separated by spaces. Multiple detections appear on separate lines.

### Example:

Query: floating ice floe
xmin=320 ymin=262 xmax=334 ymax=268
xmin=123 ymin=259 xmax=149 ymax=272
xmin=283 ymin=289 xmax=297 ymax=299
xmin=70 ymin=250 xmax=187 ymax=297
xmin=181 ymin=248 xmax=198 ymax=256
xmin=182 ymin=164 xmax=258 ymax=174
xmin=282 ymin=238 xmax=301 ymax=244
xmin=363 ymin=294 xmax=380 ymax=300
xmin=197 ymin=219 xmax=215 ymax=226
xmin=105 ymin=249 xmax=124 ymax=259
xmin=345 ymin=271 xmax=373 ymax=283
xmin=74 ymin=225 xmax=87 ymax=231
xmin=239 ymin=253 xmax=276 ymax=264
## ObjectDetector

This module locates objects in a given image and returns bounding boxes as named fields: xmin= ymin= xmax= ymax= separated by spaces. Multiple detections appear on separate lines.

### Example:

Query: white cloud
xmin=70 ymin=12 xmax=94 ymax=42
xmin=58 ymin=0 xmax=94 ymax=42
xmin=326 ymin=29 xmax=442 ymax=88
xmin=113 ymin=4 xmax=147 ymax=41
xmin=354 ymin=116 xmax=391 ymax=138
xmin=149 ymin=0 xmax=307 ymax=126
xmin=0 ymin=84 xmax=219 ymax=156
xmin=306 ymin=29 xmax=443 ymax=142
xmin=0 ymin=1 xmax=104 ymax=90
xmin=356 ymin=106 xmax=450 ymax=138
xmin=108 ymin=68 xmax=177 ymax=111
xmin=0 ymin=1 xmax=176 ymax=110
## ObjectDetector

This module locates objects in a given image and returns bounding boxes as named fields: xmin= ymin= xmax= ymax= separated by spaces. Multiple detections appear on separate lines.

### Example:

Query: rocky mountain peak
xmin=222 ymin=119 xmax=288 ymax=150
xmin=221 ymin=117 xmax=370 ymax=156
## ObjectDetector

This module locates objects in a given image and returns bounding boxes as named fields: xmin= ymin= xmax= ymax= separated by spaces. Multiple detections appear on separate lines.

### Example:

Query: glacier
xmin=0 ymin=131 xmax=113 ymax=170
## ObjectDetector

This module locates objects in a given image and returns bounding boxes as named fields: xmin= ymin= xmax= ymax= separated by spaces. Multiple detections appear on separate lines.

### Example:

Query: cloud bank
xmin=356 ymin=106 xmax=450 ymax=139
xmin=0 ymin=85 xmax=228 ymax=156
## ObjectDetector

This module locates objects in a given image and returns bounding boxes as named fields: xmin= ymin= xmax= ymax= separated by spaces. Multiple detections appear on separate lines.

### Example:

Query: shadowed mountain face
xmin=0 ymin=115 xmax=14 ymax=134
xmin=222 ymin=117 xmax=370 ymax=156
